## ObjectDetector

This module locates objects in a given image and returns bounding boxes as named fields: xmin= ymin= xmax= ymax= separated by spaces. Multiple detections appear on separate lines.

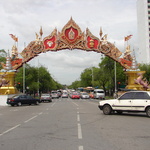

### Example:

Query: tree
xmin=0 ymin=49 xmax=7 ymax=69
xmin=80 ymin=68 xmax=93 ymax=87
xmin=139 ymin=64 xmax=150 ymax=83
xmin=15 ymin=64 xmax=62 ymax=95
xmin=69 ymin=80 xmax=81 ymax=89
xmin=98 ymin=56 xmax=126 ymax=95
xmin=93 ymin=67 xmax=108 ymax=92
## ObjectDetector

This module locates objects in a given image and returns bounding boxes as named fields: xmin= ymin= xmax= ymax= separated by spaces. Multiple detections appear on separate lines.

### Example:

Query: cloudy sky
xmin=0 ymin=0 xmax=138 ymax=85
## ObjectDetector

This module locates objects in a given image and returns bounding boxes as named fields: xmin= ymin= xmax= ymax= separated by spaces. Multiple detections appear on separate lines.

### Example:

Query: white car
xmin=80 ymin=92 xmax=90 ymax=99
xmin=61 ymin=92 xmax=68 ymax=98
xmin=93 ymin=89 xmax=105 ymax=99
xmin=98 ymin=91 xmax=150 ymax=117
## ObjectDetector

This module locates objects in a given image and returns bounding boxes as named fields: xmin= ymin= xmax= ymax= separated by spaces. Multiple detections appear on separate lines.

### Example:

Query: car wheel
xmin=17 ymin=102 xmax=22 ymax=106
xmin=146 ymin=107 xmax=150 ymax=117
xmin=103 ymin=105 xmax=112 ymax=115
xmin=11 ymin=104 xmax=14 ymax=106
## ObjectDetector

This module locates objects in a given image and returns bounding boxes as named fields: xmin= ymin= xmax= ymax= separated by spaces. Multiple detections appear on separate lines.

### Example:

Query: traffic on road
xmin=0 ymin=89 xmax=150 ymax=150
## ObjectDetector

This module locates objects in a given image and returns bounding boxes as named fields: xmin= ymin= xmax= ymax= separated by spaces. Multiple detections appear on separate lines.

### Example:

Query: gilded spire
xmin=40 ymin=26 xmax=43 ymax=37
xmin=5 ymin=50 xmax=12 ymax=71
xmin=99 ymin=27 xmax=103 ymax=38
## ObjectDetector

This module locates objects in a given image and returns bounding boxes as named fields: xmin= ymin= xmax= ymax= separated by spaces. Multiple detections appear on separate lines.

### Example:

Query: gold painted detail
xmin=5 ymin=17 xmax=133 ymax=70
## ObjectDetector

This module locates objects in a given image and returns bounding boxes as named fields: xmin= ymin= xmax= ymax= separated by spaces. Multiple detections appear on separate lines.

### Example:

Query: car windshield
xmin=72 ymin=92 xmax=79 ymax=95
xmin=41 ymin=94 xmax=50 ymax=96
xmin=63 ymin=93 xmax=67 ymax=95
xmin=51 ymin=92 xmax=57 ymax=94
xmin=12 ymin=95 xmax=20 ymax=98
xmin=97 ymin=91 xmax=104 ymax=93
xmin=82 ymin=93 xmax=88 ymax=95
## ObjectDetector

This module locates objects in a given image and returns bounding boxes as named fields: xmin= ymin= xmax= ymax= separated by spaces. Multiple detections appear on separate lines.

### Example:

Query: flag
xmin=9 ymin=34 xmax=18 ymax=42
xmin=124 ymin=35 xmax=132 ymax=41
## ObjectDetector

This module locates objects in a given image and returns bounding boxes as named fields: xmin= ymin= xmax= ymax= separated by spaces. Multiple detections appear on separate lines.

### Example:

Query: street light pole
xmin=114 ymin=61 xmax=117 ymax=98
xmin=114 ymin=42 xmax=117 ymax=98
xmin=23 ymin=62 xmax=25 ymax=94
xmin=37 ymin=59 xmax=39 ymax=97
xmin=91 ymin=67 xmax=94 ymax=87
xmin=23 ymin=42 xmax=26 ymax=94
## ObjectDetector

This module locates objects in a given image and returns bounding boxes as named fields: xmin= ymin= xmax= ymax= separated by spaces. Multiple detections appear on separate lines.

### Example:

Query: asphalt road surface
xmin=0 ymin=98 xmax=150 ymax=150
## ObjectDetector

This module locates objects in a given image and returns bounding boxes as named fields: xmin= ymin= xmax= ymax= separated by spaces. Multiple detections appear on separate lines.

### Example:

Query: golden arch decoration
xmin=11 ymin=18 xmax=132 ymax=70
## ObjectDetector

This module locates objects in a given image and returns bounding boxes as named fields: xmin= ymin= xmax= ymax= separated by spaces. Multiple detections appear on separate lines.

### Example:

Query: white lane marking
xmin=72 ymin=102 xmax=79 ymax=106
xmin=0 ymin=124 xmax=21 ymax=136
xmin=39 ymin=112 xmax=43 ymax=115
xmin=79 ymin=146 xmax=84 ymax=150
xmin=78 ymin=123 xmax=82 ymax=139
xmin=77 ymin=113 xmax=80 ymax=122
xmin=10 ymin=109 xmax=18 ymax=111
xmin=51 ymin=102 xmax=56 ymax=107
xmin=24 ymin=115 xmax=38 ymax=123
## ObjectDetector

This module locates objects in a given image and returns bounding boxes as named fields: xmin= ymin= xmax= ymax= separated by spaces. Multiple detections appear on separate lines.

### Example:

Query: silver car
xmin=40 ymin=93 xmax=52 ymax=102
xmin=80 ymin=92 xmax=90 ymax=99
xmin=51 ymin=91 xmax=59 ymax=99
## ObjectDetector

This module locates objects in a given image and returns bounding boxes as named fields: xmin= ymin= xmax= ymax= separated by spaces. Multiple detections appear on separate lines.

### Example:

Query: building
xmin=137 ymin=0 xmax=150 ymax=64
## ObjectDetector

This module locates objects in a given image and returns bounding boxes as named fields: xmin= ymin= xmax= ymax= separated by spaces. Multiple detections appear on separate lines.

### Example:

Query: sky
xmin=0 ymin=0 xmax=138 ymax=85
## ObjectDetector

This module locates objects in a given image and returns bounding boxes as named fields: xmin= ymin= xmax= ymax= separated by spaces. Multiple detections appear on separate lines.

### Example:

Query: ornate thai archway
xmin=1 ymin=18 xmax=140 ymax=95
xmin=9 ymin=17 xmax=132 ymax=70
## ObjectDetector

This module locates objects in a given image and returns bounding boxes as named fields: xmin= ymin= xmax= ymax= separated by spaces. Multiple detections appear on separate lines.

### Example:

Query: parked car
xmin=7 ymin=94 xmax=41 ymax=106
xmin=40 ymin=93 xmax=52 ymax=102
xmin=80 ymin=92 xmax=90 ymax=99
xmin=98 ymin=91 xmax=150 ymax=117
xmin=93 ymin=89 xmax=105 ymax=99
xmin=61 ymin=92 xmax=68 ymax=98
xmin=71 ymin=92 xmax=80 ymax=99
xmin=51 ymin=91 xmax=59 ymax=99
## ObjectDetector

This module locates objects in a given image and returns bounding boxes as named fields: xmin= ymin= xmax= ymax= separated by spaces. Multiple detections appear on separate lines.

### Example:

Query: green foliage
xmin=139 ymin=64 xmax=150 ymax=83
xmin=15 ymin=64 xmax=62 ymax=94
xmin=68 ymin=80 xmax=81 ymax=89
xmin=93 ymin=67 xmax=108 ymax=91
xmin=0 ymin=49 xmax=6 ymax=69
xmin=0 ymin=49 xmax=7 ymax=57
xmin=80 ymin=68 xmax=92 ymax=87
xmin=69 ymin=56 xmax=126 ymax=96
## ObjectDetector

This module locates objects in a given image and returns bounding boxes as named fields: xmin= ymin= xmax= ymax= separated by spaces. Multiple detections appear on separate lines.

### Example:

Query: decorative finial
xmin=99 ymin=27 xmax=103 ymax=38
xmin=40 ymin=26 xmax=43 ymax=37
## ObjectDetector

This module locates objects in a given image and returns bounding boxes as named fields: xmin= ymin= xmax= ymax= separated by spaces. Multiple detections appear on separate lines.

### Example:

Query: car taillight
xmin=10 ymin=99 xmax=14 ymax=101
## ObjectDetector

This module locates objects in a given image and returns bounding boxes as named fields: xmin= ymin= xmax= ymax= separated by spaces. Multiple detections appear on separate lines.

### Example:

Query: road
xmin=0 ymin=98 xmax=150 ymax=150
